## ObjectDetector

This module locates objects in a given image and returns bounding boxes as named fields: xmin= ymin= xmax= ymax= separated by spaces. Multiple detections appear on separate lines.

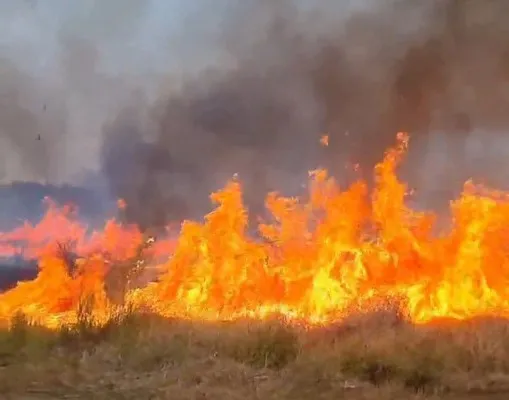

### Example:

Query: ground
xmin=2 ymin=304 xmax=509 ymax=399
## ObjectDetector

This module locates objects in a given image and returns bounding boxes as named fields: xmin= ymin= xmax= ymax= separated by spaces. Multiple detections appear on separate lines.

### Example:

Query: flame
xmin=320 ymin=134 xmax=329 ymax=147
xmin=1 ymin=133 xmax=509 ymax=327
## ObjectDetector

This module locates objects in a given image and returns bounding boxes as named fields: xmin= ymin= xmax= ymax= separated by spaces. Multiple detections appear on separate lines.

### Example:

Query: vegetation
xmin=2 ymin=301 xmax=509 ymax=399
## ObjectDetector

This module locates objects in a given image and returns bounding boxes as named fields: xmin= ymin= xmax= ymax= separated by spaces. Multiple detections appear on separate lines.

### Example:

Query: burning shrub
xmin=103 ymin=235 xmax=157 ymax=306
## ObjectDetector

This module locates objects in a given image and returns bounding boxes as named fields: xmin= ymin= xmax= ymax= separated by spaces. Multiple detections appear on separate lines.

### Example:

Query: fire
xmin=1 ymin=133 xmax=509 ymax=327
xmin=320 ymin=134 xmax=329 ymax=146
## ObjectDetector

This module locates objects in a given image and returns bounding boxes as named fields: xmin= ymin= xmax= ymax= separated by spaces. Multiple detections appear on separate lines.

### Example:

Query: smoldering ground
xmin=4 ymin=1 xmax=509 ymax=231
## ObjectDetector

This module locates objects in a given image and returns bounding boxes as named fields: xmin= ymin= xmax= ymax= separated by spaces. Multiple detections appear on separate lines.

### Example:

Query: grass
xmin=2 ymin=303 xmax=509 ymax=399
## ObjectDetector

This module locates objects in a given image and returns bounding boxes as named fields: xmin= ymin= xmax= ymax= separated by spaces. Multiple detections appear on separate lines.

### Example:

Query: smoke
xmin=4 ymin=1 xmax=509 ymax=229
xmin=101 ymin=0 xmax=509 ymax=228
xmin=0 ymin=0 xmax=211 ymax=184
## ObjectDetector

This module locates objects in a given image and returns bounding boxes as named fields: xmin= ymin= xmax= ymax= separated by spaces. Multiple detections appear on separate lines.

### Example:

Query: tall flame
xmin=1 ymin=133 xmax=508 ymax=327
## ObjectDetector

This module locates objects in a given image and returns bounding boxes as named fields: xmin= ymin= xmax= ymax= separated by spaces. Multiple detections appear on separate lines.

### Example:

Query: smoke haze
xmin=3 ymin=0 xmax=509 ymax=229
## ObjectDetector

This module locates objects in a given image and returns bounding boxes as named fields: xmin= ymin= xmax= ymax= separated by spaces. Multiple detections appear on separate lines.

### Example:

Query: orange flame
xmin=1 ymin=133 xmax=509 ymax=327
xmin=320 ymin=134 xmax=329 ymax=146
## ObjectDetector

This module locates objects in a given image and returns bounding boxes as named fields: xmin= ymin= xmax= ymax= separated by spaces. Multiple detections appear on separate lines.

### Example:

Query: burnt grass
xmin=2 ymin=304 xmax=509 ymax=399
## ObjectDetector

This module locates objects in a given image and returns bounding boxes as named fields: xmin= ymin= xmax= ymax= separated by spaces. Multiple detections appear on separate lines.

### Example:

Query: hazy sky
xmin=1 ymin=1 xmax=225 ymax=76
xmin=0 ymin=0 xmax=237 ymax=183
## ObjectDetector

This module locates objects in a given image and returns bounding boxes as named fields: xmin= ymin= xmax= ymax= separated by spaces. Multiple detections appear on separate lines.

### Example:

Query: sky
xmin=0 ymin=0 xmax=374 ymax=89
xmin=0 ymin=0 xmax=237 ymax=184
xmin=1 ymin=1 xmax=225 ymax=76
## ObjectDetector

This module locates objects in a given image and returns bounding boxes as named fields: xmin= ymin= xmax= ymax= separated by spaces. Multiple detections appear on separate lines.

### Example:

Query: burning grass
xmin=5 ymin=133 xmax=509 ymax=327
xmin=3 ymin=133 xmax=509 ymax=398
xmin=1 ymin=303 xmax=509 ymax=399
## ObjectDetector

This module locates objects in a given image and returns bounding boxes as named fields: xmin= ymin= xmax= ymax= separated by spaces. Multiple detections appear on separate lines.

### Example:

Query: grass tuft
xmin=229 ymin=319 xmax=300 ymax=370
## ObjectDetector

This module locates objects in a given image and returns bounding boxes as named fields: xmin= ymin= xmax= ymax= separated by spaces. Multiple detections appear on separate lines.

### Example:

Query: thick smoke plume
xmin=4 ymin=1 xmax=509 ymax=230
xmin=102 ymin=0 xmax=509 ymax=229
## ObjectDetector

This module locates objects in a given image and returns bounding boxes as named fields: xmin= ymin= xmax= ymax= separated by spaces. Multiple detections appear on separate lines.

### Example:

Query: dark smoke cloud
xmin=101 ymin=0 xmax=509 ymax=229
xmin=4 ymin=1 xmax=509 ymax=231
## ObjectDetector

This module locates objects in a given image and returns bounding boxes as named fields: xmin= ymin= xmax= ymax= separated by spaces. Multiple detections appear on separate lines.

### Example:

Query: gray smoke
xmin=0 ymin=0 xmax=211 ymax=184
xmin=4 ymin=1 xmax=509 ymax=230
xmin=101 ymin=0 xmax=509 ymax=229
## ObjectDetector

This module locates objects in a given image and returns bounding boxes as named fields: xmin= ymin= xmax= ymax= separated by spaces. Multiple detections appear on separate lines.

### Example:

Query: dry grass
xmin=2 ymin=303 xmax=509 ymax=399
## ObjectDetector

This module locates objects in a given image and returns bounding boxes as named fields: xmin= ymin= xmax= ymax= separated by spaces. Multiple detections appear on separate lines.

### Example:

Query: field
xmin=2 ymin=303 xmax=509 ymax=399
